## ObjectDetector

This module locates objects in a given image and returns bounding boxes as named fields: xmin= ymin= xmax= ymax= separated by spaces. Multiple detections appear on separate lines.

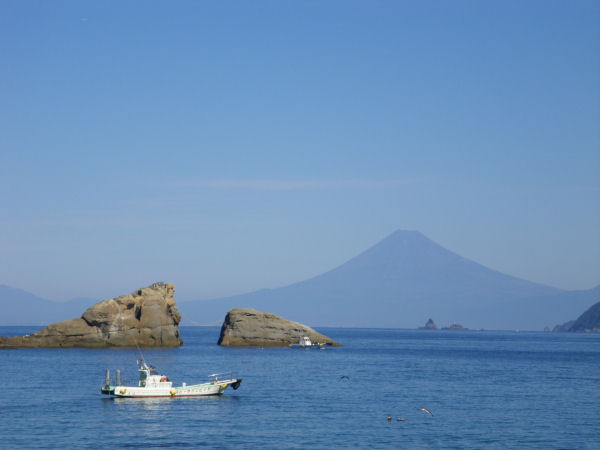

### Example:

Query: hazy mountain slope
xmin=0 ymin=285 xmax=97 ymax=325
xmin=179 ymin=230 xmax=597 ymax=330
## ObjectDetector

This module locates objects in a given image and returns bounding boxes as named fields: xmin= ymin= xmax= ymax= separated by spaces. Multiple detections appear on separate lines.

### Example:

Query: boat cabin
xmin=137 ymin=359 xmax=171 ymax=388
xmin=299 ymin=336 xmax=312 ymax=346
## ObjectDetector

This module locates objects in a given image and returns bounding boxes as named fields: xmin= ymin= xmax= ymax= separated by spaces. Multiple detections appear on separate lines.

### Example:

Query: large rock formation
xmin=218 ymin=308 xmax=340 ymax=347
xmin=553 ymin=301 xmax=600 ymax=333
xmin=0 ymin=282 xmax=183 ymax=348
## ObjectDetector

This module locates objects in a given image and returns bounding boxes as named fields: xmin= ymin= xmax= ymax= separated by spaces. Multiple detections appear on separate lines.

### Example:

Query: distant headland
xmin=552 ymin=300 xmax=600 ymax=333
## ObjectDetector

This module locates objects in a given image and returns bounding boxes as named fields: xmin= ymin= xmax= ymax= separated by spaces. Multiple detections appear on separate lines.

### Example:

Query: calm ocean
xmin=0 ymin=326 xmax=598 ymax=449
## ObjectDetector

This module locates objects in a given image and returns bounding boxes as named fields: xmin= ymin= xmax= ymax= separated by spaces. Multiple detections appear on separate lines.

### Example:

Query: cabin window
xmin=139 ymin=371 xmax=147 ymax=387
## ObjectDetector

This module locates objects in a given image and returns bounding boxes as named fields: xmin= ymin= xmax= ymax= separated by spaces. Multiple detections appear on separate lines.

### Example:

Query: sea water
xmin=0 ymin=327 xmax=598 ymax=449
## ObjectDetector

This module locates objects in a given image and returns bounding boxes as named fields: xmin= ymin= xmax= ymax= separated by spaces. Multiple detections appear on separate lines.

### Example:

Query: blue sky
xmin=1 ymin=0 xmax=599 ymax=301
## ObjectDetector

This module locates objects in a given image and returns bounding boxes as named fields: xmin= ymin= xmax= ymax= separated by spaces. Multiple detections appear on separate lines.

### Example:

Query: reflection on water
xmin=112 ymin=394 xmax=239 ymax=406
xmin=101 ymin=392 xmax=244 ymax=441
xmin=101 ymin=393 xmax=242 ymax=415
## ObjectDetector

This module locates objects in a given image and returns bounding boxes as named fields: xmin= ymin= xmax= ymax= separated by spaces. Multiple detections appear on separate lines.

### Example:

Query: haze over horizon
xmin=1 ymin=1 xmax=599 ymax=303
xmin=2 ymin=229 xmax=598 ymax=329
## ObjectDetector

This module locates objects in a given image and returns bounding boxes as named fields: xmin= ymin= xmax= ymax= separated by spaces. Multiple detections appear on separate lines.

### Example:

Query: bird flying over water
xmin=339 ymin=375 xmax=349 ymax=381
xmin=419 ymin=408 xmax=433 ymax=416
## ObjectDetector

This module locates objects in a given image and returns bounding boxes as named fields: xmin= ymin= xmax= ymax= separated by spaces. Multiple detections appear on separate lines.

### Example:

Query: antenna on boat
xmin=135 ymin=343 xmax=156 ymax=372
xmin=136 ymin=343 xmax=147 ymax=369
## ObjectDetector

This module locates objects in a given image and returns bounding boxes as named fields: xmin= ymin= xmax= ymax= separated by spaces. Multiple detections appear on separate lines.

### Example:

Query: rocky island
xmin=217 ymin=308 xmax=340 ymax=347
xmin=419 ymin=318 xmax=438 ymax=330
xmin=442 ymin=323 xmax=468 ymax=330
xmin=0 ymin=282 xmax=183 ymax=348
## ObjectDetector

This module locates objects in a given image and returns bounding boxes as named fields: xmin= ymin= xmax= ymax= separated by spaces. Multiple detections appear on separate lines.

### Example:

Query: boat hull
xmin=102 ymin=379 xmax=242 ymax=398
xmin=289 ymin=344 xmax=325 ymax=349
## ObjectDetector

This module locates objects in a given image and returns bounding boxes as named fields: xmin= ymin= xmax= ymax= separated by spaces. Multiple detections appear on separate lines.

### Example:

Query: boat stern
xmin=100 ymin=385 xmax=115 ymax=395
xmin=215 ymin=378 xmax=242 ymax=394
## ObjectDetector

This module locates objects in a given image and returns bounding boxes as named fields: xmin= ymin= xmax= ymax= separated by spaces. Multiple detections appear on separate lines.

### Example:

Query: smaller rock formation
xmin=553 ymin=301 xmax=600 ymax=333
xmin=218 ymin=308 xmax=340 ymax=347
xmin=442 ymin=323 xmax=468 ymax=331
xmin=0 ymin=282 xmax=183 ymax=348
xmin=419 ymin=318 xmax=437 ymax=330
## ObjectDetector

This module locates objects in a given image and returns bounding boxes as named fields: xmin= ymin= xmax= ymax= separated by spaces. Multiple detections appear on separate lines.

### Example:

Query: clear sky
xmin=1 ymin=0 xmax=599 ymax=302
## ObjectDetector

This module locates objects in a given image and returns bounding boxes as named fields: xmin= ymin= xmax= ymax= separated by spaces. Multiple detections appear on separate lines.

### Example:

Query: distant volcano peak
xmin=384 ymin=229 xmax=428 ymax=242
xmin=343 ymin=229 xmax=461 ymax=271
xmin=372 ymin=229 xmax=448 ymax=250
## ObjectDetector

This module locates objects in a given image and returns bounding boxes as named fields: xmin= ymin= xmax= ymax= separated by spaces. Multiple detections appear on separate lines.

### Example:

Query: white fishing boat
xmin=101 ymin=358 xmax=242 ymax=398
xmin=289 ymin=336 xmax=326 ymax=349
